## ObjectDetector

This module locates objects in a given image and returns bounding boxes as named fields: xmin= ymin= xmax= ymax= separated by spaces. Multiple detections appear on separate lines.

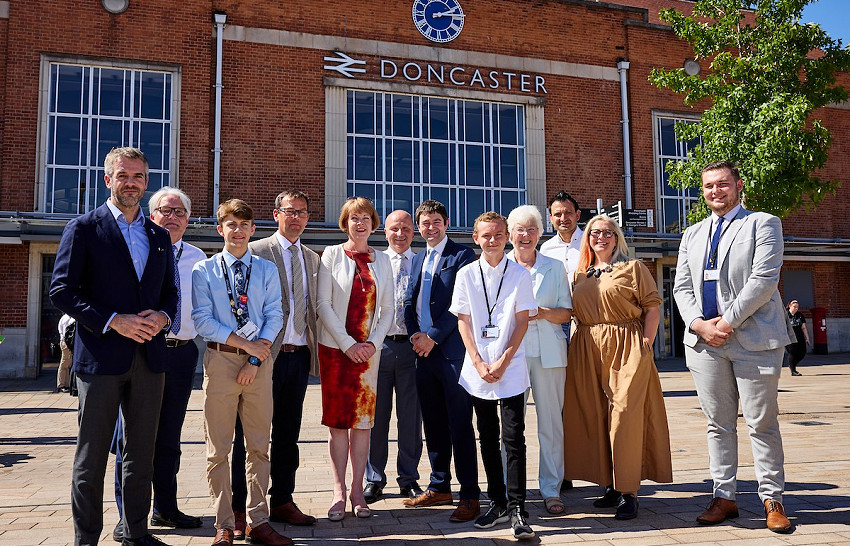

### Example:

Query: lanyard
xmin=174 ymin=243 xmax=184 ymax=265
xmin=478 ymin=259 xmax=509 ymax=327
xmin=707 ymin=217 xmax=730 ymax=269
xmin=221 ymin=255 xmax=253 ymax=321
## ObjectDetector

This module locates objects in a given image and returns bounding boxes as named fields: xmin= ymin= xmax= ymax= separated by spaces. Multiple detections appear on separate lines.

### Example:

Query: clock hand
xmin=433 ymin=10 xmax=466 ymax=19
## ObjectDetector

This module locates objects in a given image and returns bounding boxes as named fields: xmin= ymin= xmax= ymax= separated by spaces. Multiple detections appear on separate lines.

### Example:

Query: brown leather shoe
xmin=233 ymin=512 xmax=246 ymax=541
xmin=212 ymin=528 xmax=234 ymax=546
xmin=269 ymin=501 xmax=317 ymax=526
xmin=245 ymin=522 xmax=293 ymax=545
xmin=764 ymin=499 xmax=792 ymax=533
xmin=696 ymin=497 xmax=739 ymax=525
xmin=449 ymin=499 xmax=480 ymax=522
xmin=402 ymin=489 xmax=453 ymax=508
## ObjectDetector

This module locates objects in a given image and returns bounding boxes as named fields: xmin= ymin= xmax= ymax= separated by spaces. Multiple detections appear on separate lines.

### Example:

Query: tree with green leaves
xmin=649 ymin=0 xmax=850 ymax=222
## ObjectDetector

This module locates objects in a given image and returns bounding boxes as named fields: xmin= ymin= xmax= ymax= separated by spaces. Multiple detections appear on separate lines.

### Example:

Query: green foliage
xmin=649 ymin=0 xmax=850 ymax=221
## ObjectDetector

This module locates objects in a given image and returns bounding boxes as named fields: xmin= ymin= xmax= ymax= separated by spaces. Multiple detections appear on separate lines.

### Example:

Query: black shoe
xmin=474 ymin=501 xmax=509 ymax=529
xmin=560 ymin=479 xmax=574 ymax=491
xmin=363 ymin=482 xmax=384 ymax=504
xmin=150 ymin=509 xmax=202 ymax=528
xmin=122 ymin=534 xmax=170 ymax=546
xmin=510 ymin=507 xmax=535 ymax=540
xmin=791 ymin=370 xmax=802 ymax=376
xmin=593 ymin=485 xmax=622 ymax=508
xmin=112 ymin=521 xmax=123 ymax=543
xmin=400 ymin=483 xmax=424 ymax=499
xmin=57 ymin=386 xmax=71 ymax=393
xmin=615 ymin=494 xmax=639 ymax=520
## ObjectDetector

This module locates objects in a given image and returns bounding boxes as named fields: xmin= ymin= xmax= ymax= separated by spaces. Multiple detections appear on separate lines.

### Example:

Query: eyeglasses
xmin=277 ymin=208 xmax=309 ymax=218
xmin=513 ymin=227 xmax=538 ymax=236
xmin=154 ymin=206 xmax=188 ymax=218
xmin=589 ymin=229 xmax=616 ymax=239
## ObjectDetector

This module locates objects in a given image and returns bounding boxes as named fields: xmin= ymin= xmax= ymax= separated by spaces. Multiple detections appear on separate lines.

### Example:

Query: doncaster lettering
xmin=381 ymin=59 xmax=547 ymax=94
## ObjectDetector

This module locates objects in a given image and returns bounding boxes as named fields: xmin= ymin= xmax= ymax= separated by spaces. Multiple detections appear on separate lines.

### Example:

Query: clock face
xmin=412 ymin=0 xmax=465 ymax=43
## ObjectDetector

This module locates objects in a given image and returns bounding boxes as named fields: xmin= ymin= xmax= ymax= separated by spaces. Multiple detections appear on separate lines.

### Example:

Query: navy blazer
xmin=404 ymin=237 xmax=476 ymax=361
xmin=50 ymin=202 xmax=179 ymax=375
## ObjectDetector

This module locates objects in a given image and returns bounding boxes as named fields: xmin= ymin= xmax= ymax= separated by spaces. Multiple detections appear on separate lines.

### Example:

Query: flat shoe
xmin=352 ymin=504 xmax=371 ymax=518
xmin=328 ymin=499 xmax=346 ymax=521
xmin=544 ymin=497 xmax=565 ymax=515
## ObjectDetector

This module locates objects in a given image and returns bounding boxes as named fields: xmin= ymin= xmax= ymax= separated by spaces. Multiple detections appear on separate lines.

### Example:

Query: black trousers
xmin=472 ymin=392 xmax=527 ymax=511
xmin=232 ymin=346 xmax=311 ymax=510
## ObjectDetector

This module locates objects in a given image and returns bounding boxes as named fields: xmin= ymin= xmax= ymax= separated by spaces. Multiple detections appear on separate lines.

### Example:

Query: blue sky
xmin=801 ymin=0 xmax=850 ymax=45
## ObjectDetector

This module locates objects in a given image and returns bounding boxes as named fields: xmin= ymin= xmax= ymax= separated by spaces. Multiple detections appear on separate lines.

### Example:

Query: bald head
xmin=384 ymin=210 xmax=415 ymax=254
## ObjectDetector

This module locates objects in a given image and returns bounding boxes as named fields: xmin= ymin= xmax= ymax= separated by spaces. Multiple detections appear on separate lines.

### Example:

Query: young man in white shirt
xmin=450 ymin=212 xmax=537 ymax=540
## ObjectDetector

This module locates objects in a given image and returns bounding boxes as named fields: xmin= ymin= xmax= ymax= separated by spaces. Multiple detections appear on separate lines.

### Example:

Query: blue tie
xmin=233 ymin=260 xmax=249 ymax=326
xmin=702 ymin=216 xmax=724 ymax=320
xmin=419 ymin=250 xmax=436 ymax=333
xmin=171 ymin=244 xmax=181 ymax=335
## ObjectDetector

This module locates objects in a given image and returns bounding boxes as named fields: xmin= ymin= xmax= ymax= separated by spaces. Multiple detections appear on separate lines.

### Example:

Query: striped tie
xmin=290 ymin=246 xmax=307 ymax=335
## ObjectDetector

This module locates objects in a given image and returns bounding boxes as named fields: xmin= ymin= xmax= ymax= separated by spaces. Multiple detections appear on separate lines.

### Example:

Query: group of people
xmin=50 ymin=149 xmax=796 ymax=546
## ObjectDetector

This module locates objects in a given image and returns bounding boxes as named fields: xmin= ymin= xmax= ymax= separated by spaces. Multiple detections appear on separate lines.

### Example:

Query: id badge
xmin=704 ymin=269 xmax=720 ymax=282
xmin=482 ymin=325 xmax=500 ymax=339
xmin=235 ymin=320 xmax=260 ymax=341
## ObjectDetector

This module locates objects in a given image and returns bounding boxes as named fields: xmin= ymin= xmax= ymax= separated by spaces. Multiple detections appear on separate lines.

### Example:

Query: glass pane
xmin=164 ymin=75 xmax=171 ymax=119
xmin=98 ymin=69 xmax=125 ymax=117
xmin=347 ymin=137 xmax=354 ymax=179
xmin=391 ymin=139 xmax=413 ymax=183
xmin=392 ymin=95 xmax=413 ymax=138
xmin=498 ymin=104 xmax=518 ymax=145
xmin=428 ymin=98 xmax=449 ymax=140
xmin=464 ymin=145 xmax=485 ymax=186
xmin=53 ymin=117 xmax=84 ymax=166
xmin=391 ymin=184 xmax=413 ymax=213
xmin=347 ymin=91 xmax=354 ymax=133
xmin=354 ymin=137 xmax=377 ymax=181
xmin=517 ymin=107 xmax=525 ymax=146
xmin=354 ymin=183 xmax=376 ymax=203
xmin=662 ymin=198 xmax=682 ymax=233
xmin=96 ymin=119 xmax=123 ymax=163
xmin=661 ymin=159 xmax=678 ymax=196
xmin=429 ymin=142 xmax=449 ymax=185
xmin=55 ymin=65 xmax=84 ymax=114
xmin=463 ymin=102 xmax=484 ymax=142
xmin=354 ymin=91 xmax=375 ymax=135
xmin=659 ymin=118 xmax=678 ymax=156
xmin=144 ymin=173 xmax=163 ymax=208
xmin=139 ymin=122 xmax=164 ymax=170
xmin=499 ymin=148 xmax=519 ymax=188
xmin=140 ymin=72 xmax=165 ymax=120
xmin=465 ymin=189 xmax=485 ymax=225
xmin=430 ymin=187 xmax=450 ymax=215
xmin=50 ymin=168 xmax=82 ymax=214
xmin=500 ymin=191 xmax=519 ymax=216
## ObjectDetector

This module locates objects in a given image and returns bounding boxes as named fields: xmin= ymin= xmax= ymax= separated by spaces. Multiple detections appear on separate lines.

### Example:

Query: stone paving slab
xmin=1 ymin=357 xmax=848 ymax=544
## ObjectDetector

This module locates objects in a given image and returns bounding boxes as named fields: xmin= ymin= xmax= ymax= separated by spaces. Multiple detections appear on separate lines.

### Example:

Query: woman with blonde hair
xmin=562 ymin=215 xmax=672 ymax=520
xmin=317 ymin=197 xmax=394 ymax=521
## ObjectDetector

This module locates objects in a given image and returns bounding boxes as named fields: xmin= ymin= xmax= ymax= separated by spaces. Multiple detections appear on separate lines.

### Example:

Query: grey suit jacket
xmin=249 ymin=234 xmax=320 ymax=376
xmin=673 ymin=207 xmax=794 ymax=352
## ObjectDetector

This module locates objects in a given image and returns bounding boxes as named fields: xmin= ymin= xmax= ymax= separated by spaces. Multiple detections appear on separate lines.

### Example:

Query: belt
xmin=386 ymin=335 xmax=409 ymax=343
xmin=280 ymin=344 xmax=307 ymax=353
xmin=166 ymin=338 xmax=190 ymax=348
xmin=206 ymin=342 xmax=247 ymax=355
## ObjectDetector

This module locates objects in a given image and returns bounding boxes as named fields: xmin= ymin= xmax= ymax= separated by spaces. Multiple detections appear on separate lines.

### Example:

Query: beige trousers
xmin=57 ymin=339 xmax=72 ymax=389
xmin=203 ymin=348 xmax=274 ymax=530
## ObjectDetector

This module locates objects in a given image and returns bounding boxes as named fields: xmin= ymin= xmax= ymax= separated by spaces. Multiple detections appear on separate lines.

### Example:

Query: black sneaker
xmin=474 ymin=501 xmax=509 ymax=529
xmin=592 ymin=485 xmax=622 ymax=508
xmin=510 ymin=507 xmax=535 ymax=540
xmin=615 ymin=494 xmax=639 ymax=520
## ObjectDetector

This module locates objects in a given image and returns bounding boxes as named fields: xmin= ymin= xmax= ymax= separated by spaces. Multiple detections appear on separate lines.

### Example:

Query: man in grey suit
xmin=230 ymin=190 xmax=319 ymax=537
xmin=674 ymin=161 xmax=793 ymax=533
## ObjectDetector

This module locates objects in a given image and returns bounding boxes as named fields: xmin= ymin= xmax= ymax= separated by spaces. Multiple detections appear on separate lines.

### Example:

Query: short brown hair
xmin=339 ymin=197 xmax=380 ymax=233
xmin=104 ymin=147 xmax=149 ymax=178
xmin=274 ymin=190 xmax=310 ymax=209
xmin=217 ymin=199 xmax=254 ymax=225
xmin=415 ymin=200 xmax=448 ymax=224
xmin=473 ymin=211 xmax=508 ymax=235
xmin=702 ymin=160 xmax=740 ymax=181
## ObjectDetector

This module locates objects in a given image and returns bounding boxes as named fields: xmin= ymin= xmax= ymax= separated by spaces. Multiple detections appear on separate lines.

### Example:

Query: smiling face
xmin=702 ymin=167 xmax=743 ymax=217
xmin=549 ymin=199 xmax=579 ymax=241
xmin=417 ymin=212 xmax=449 ymax=247
xmin=384 ymin=211 xmax=414 ymax=254
xmin=150 ymin=194 xmax=189 ymax=245
xmin=105 ymin=157 xmax=148 ymax=214
xmin=346 ymin=211 xmax=373 ymax=247
xmin=509 ymin=220 xmax=540 ymax=254
xmin=217 ymin=214 xmax=256 ymax=257
xmin=473 ymin=220 xmax=508 ymax=262
xmin=588 ymin=219 xmax=617 ymax=263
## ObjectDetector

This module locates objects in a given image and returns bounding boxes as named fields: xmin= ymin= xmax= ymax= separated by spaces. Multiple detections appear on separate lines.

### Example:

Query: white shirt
xmin=416 ymin=236 xmax=449 ymax=321
xmin=170 ymin=240 xmax=207 ymax=340
xmin=449 ymin=254 xmax=537 ymax=400
xmin=275 ymin=231 xmax=309 ymax=346
xmin=384 ymin=247 xmax=416 ymax=336
xmin=540 ymin=226 xmax=583 ymax=283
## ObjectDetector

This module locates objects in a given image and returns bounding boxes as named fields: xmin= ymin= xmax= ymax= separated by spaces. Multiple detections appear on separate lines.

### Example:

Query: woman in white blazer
xmin=507 ymin=205 xmax=572 ymax=515
xmin=317 ymin=197 xmax=394 ymax=522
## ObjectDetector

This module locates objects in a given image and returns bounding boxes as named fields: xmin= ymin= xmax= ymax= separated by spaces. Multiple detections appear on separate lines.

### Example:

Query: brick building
xmin=0 ymin=0 xmax=847 ymax=377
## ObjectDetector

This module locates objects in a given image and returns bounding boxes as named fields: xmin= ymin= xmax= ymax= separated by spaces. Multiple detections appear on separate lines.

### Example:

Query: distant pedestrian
xmin=56 ymin=314 xmax=76 ymax=393
xmin=786 ymin=300 xmax=810 ymax=376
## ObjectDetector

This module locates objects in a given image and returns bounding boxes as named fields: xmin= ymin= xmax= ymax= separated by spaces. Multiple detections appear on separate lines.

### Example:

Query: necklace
xmin=586 ymin=263 xmax=613 ymax=278
xmin=345 ymin=248 xmax=369 ymax=292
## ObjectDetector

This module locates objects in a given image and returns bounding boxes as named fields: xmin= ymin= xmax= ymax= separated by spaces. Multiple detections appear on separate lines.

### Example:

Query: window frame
xmin=651 ymin=111 xmax=702 ymax=234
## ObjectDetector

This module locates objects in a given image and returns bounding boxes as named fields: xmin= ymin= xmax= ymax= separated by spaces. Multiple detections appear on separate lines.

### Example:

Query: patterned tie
xmin=419 ymin=250 xmax=436 ymax=333
xmin=171 ymin=244 xmax=181 ymax=335
xmin=233 ymin=260 xmax=249 ymax=326
xmin=702 ymin=216 xmax=724 ymax=320
xmin=395 ymin=254 xmax=410 ymax=334
xmin=290 ymin=245 xmax=307 ymax=336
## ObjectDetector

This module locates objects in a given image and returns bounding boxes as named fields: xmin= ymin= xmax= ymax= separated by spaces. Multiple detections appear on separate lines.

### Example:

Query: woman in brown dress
xmin=317 ymin=198 xmax=394 ymax=521
xmin=563 ymin=215 xmax=672 ymax=520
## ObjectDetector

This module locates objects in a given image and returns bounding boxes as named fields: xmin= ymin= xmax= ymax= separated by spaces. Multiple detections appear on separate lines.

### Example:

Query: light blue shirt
xmin=106 ymin=199 xmax=149 ymax=280
xmin=191 ymin=248 xmax=284 ymax=344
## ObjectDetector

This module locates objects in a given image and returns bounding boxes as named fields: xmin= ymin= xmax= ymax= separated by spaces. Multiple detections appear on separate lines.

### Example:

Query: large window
xmin=43 ymin=62 xmax=175 ymax=214
xmin=654 ymin=114 xmax=701 ymax=233
xmin=346 ymin=90 xmax=526 ymax=227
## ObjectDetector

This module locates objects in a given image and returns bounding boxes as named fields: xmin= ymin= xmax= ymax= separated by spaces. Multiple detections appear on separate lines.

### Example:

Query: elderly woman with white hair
xmin=506 ymin=205 xmax=572 ymax=515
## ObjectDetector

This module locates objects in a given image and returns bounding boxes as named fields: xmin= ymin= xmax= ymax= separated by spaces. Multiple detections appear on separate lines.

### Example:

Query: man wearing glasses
xmin=230 ymin=191 xmax=319 ymax=537
xmin=110 ymin=187 xmax=207 ymax=541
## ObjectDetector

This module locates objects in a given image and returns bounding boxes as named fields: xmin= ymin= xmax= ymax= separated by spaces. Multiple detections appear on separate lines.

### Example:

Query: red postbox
xmin=811 ymin=307 xmax=828 ymax=355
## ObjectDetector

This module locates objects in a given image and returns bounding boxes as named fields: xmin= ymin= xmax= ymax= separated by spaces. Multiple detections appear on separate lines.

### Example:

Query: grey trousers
xmin=72 ymin=347 xmax=165 ymax=545
xmin=686 ymin=334 xmax=785 ymax=503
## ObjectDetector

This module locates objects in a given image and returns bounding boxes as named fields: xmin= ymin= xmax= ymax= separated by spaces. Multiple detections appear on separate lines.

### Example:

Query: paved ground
xmin=1 ymin=354 xmax=849 ymax=545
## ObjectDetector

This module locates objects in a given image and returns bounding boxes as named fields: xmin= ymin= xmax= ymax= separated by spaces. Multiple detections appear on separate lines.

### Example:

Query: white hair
xmin=507 ymin=205 xmax=543 ymax=233
xmin=149 ymin=186 xmax=191 ymax=214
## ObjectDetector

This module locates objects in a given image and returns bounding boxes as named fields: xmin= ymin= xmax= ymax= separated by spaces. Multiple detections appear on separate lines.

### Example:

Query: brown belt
xmin=280 ymin=344 xmax=307 ymax=353
xmin=206 ymin=342 xmax=247 ymax=355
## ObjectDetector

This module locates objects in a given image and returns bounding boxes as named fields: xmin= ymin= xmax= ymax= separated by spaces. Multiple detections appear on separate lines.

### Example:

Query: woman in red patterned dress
xmin=317 ymin=197 xmax=394 ymax=521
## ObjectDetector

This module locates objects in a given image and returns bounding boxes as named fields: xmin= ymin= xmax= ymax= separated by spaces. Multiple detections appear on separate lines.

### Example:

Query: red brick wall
xmin=1 ymin=243 xmax=29 ymax=328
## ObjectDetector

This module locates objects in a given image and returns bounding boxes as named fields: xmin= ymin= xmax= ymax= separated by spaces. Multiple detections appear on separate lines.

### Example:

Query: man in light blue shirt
xmin=191 ymin=199 xmax=288 ymax=546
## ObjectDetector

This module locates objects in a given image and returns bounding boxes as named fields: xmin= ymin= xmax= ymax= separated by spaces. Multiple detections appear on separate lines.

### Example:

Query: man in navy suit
xmin=50 ymin=147 xmax=178 ymax=546
xmin=402 ymin=200 xmax=480 ymax=522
